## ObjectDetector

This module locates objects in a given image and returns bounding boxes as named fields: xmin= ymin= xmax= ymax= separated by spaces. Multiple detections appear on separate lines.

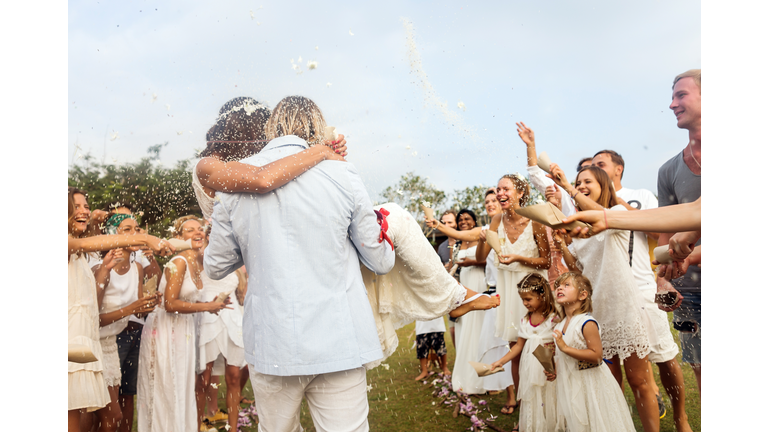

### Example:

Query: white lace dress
xmin=68 ymin=254 xmax=110 ymax=412
xmin=517 ymin=314 xmax=558 ymax=432
xmin=360 ymin=203 xmax=467 ymax=366
xmin=553 ymin=314 xmax=636 ymax=432
xmin=137 ymin=256 xmax=201 ymax=432
xmin=198 ymin=270 xmax=246 ymax=375
xmin=495 ymin=221 xmax=548 ymax=341
xmin=567 ymin=206 xmax=650 ymax=361
xmin=451 ymin=246 xmax=513 ymax=394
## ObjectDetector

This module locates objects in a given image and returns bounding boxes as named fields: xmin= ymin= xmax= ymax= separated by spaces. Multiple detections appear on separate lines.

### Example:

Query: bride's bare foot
xmin=414 ymin=370 xmax=430 ymax=381
xmin=449 ymin=294 xmax=500 ymax=318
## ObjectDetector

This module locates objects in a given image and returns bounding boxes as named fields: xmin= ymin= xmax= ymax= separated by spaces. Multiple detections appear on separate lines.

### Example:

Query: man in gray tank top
xmin=657 ymin=69 xmax=701 ymax=400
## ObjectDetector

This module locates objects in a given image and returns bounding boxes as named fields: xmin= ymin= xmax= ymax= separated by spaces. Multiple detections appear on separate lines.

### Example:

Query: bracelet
xmin=570 ymin=189 xmax=578 ymax=199
xmin=603 ymin=208 xmax=609 ymax=229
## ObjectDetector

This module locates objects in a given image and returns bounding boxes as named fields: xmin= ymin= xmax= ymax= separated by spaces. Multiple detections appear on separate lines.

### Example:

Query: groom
xmin=204 ymin=118 xmax=395 ymax=430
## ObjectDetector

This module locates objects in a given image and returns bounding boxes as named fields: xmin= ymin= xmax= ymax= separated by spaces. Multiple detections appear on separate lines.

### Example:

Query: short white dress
xmin=553 ymin=314 xmax=636 ymax=432
xmin=517 ymin=314 xmax=558 ymax=432
xmin=451 ymin=246 xmax=513 ymax=394
xmin=137 ymin=255 xmax=201 ymax=432
xmin=198 ymin=270 xmax=246 ymax=375
xmin=567 ymin=205 xmax=650 ymax=361
xmin=495 ymin=221 xmax=548 ymax=342
xmin=69 ymin=253 xmax=110 ymax=411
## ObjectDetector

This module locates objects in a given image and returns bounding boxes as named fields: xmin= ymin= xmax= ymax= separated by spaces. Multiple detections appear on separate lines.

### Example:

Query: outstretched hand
xmin=516 ymin=122 xmax=535 ymax=147
xmin=562 ymin=211 xmax=606 ymax=238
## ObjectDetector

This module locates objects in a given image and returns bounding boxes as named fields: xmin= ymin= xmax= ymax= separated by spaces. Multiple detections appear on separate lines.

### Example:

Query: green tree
xmin=379 ymin=172 xmax=447 ymax=233
xmin=68 ymin=143 xmax=200 ymax=238
xmin=448 ymin=185 xmax=490 ymax=226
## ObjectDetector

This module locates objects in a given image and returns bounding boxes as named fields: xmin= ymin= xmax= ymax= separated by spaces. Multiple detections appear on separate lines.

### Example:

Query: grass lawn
xmin=171 ymin=314 xmax=699 ymax=432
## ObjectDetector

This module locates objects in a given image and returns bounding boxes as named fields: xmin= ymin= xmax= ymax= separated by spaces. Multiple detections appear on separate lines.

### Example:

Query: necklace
xmin=689 ymin=144 xmax=701 ymax=169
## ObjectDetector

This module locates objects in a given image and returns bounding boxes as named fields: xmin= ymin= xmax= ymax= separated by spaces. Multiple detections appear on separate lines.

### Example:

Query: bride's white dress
xmin=359 ymin=203 xmax=467 ymax=366
xmin=137 ymin=256 xmax=201 ymax=432
xmin=451 ymin=246 xmax=513 ymax=394
xmin=198 ymin=270 xmax=246 ymax=374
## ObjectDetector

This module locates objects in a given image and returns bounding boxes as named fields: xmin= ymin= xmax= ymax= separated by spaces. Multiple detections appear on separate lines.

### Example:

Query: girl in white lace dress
xmin=548 ymin=273 xmax=635 ymax=432
xmin=137 ymin=216 xmax=230 ymax=432
xmin=451 ymin=209 xmax=513 ymax=395
xmin=491 ymin=273 xmax=559 ymax=432
xmin=550 ymin=165 xmax=658 ymax=432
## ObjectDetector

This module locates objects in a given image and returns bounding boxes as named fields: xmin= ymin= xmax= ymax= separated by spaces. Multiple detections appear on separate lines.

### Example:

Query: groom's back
xmin=207 ymin=138 xmax=391 ymax=377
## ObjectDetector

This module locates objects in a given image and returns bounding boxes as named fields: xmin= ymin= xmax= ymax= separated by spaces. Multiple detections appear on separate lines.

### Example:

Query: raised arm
xmin=197 ymin=140 xmax=346 ymax=194
xmin=547 ymin=163 xmax=603 ymax=212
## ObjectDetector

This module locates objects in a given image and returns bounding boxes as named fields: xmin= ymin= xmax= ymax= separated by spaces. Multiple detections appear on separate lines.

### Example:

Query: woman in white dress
xmin=67 ymin=187 xmax=174 ymax=432
xmin=450 ymin=209 xmax=514 ymax=395
xmin=136 ymin=216 xmax=230 ymax=432
xmin=550 ymin=165 xmax=658 ymax=432
xmin=196 ymin=226 xmax=248 ymax=431
xmin=476 ymin=174 xmax=551 ymax=415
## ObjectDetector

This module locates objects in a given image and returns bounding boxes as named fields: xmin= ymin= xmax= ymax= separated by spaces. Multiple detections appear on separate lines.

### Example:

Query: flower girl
xmin=547 ymin=273 xmax=635 ymax=432
xmin=490 ymin=273 xmax=558 ymax=431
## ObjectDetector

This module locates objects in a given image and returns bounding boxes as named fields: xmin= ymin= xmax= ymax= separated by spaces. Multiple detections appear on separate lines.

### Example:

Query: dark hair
xmin=517 ymin=273 xmax=557 ymax=320
xmin=200 ymin=97 xmax=271 ymax=160
xmin=484 ymin=188 xmax=496 ymax=198
xmin=577 ymin=157 xmax=593 ymax=173
xmin=575 ymin=166 xmax=619 ymax=210
xmin=593 ymin=150 xmax=625 ymax=179
xmin=456 ymin=209 xmax=478 ymax=230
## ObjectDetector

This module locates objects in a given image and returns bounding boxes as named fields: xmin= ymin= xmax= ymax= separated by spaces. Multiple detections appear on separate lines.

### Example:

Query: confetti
xmin=349 ymin=29 xmax=354 ymax=36
xmin=165 ymin=104 xmax=171 ymax=111
xmin=457 ymin=101 xmax=466 ymax=111
xmin=250 ymin=10 xmax=254 ymax=19
xmin=307 ymin=60 xmax=318 ymax=70
xmin=176 ymin=131 xmax=183 ymax=135
xmin=326 ymin=82 xmax=332 ymax=87
xmin=110 ymin=131 xmax=119 ymax=141
xmin=151 ymin=93 xmax=157 ymax=103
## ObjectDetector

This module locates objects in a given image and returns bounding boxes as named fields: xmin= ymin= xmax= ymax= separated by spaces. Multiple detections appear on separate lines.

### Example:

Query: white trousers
xmin=248 ymin=365 xmax=369 ymax=432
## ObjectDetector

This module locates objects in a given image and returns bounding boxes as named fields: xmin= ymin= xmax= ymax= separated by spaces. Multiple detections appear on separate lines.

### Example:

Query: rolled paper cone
xmin=421 ymin=204 xmax=435 ymax=221
xmin=653 ymin=245 xmax=673 ymax=264
xmin=468 ymin=361 xmax=504 ymax=377
xmin=216 ymin=289 xmax=235 ymax=303
xmin=537 ymin=151 xmax=553 ymax=173
xmin=485 ymin=230 xmax=502 ymax=256
xmin=143 ymin=275 xmax=158 ymax=297
xmin=69 ymin=344 xmax=98 ymax=363
xmin=532 ymin=344 xmax=555 ymax=374
xmin=324 ymin=126 xmax=338 ymax=142
xmin=515 ymin=202 xmax=592 ymax=234
xmin=166 ymin=238 xmax=193 ymax=252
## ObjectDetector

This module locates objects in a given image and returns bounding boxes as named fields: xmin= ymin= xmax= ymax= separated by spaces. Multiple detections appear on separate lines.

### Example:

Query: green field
xmin=204 ymin=313 xmax=700 ymax=432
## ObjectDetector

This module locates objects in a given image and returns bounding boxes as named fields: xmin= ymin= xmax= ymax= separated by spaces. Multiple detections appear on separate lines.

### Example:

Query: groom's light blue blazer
xmin=204 ymin=135 xmax=395 ymax=376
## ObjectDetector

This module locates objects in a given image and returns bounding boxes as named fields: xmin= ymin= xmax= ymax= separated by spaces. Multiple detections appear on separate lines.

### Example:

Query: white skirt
xmin=100 ymin=336 xmax=122 ymax=387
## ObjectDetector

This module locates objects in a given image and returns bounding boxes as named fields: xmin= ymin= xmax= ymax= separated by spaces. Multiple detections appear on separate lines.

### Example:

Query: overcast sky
xmin=68 ymin=0 xmax=700 ymax=201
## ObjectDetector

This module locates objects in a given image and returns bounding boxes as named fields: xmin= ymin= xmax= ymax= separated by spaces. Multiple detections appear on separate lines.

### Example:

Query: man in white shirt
xmin=592 ymin=150 xmax=692 ymax=431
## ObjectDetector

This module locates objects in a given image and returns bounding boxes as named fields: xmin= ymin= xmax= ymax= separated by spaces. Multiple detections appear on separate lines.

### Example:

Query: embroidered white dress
xmin=567 ymin=205 xmax=650 ymax=361
xmin=137 ymin=256 xmax=201 ymax=432
xmin=451 ymin=246 xmax=513 ymax=394
xmin=360 ymin=203 xmax=467 ymax=365
xmin=553 ymin=314 xmax=635 ymax=432
xmin=69 ymin=254 xmax=110 ymax=411
xmin=198 ymin=270 xmax=246 ymax=375
xmin=517 ymin=314 xmax=558 ymax=432
xmin=495 ymin=221 xmax=548 ymax=341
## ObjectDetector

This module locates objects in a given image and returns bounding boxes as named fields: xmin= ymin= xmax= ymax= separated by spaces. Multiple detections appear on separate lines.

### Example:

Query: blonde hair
xmin=498 ymin=174 xmax=530 ymax=207
xmin=264 ymin=96 xmax=327 ymax=145
xmin=553 ymin=272 xmax=593 ymax=315
xmin=673 ymin=69 xmax=701 ymax=92
xmin=172 ymin=215 xmax=203 ymax=237
xmin=517 ymin=273 xmax=556 ymax=320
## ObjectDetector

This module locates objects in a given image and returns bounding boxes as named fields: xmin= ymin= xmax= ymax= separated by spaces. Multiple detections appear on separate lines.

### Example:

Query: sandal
xmin=500 ymin=403 xmax=517 ymax=415
xmin=240 ymin=397 xmax=254 ymax=405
